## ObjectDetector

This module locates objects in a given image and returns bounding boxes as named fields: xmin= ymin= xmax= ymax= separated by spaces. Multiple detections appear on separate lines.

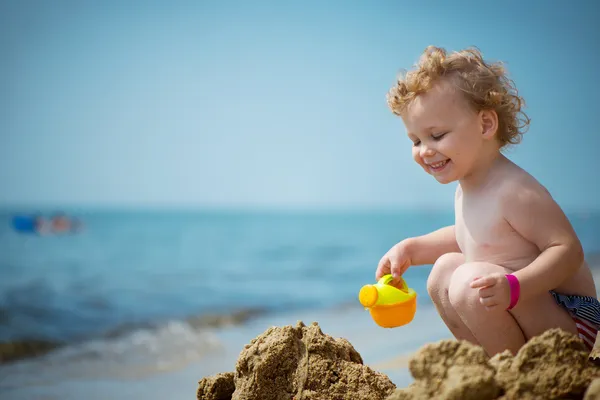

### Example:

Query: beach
xmin=0 ymin=299 xmax=451 ymax=399
xmin=2 ymin=261 xmax=599 ymax=399
xmin=196 ymin=261 xmax=600 ymax=400
xmin=0 ymin=211 xmax=599 ymax=399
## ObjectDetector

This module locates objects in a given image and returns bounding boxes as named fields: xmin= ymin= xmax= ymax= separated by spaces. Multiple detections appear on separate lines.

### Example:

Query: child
xmin=376 ymin=46 xmax=599 ymax=356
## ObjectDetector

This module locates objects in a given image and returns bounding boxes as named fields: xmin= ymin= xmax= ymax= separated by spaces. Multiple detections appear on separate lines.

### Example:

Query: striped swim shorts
xmin=551 ymin=291 xmax=600 ymax=351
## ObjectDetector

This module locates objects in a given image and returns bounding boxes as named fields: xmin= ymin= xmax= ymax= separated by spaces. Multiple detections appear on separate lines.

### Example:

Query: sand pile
xmin=197 ymin=324 xmax=600 ymax=400
xmin=197 ymin=321 xmax=395 ymax=400
xmin=390 ymin=328 xmax=600 ymax=400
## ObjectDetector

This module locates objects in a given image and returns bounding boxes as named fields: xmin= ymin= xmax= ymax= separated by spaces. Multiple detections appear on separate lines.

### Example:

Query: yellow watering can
xmin=359 ymin=274 xmax=417 ymax=328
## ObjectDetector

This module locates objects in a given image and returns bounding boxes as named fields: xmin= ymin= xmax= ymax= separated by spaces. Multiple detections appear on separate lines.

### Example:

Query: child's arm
xmin=404 ymin=225 xmax=461 ymax=266
xmin=503 ymin=186 xmax=584 ymax=302
xmin=376 ymin=225 xmax=460 ymax=282
xmin=470 ymin=186 xmax=583 ymax=310
xmin=378 ymin=186 xmax=462 ymax=282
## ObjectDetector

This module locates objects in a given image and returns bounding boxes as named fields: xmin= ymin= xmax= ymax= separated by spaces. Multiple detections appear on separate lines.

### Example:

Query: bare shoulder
xmin=497 ymin=161 xmax=554 ymax=210
xmin=497 ymin=159 xmax=582 ymax=257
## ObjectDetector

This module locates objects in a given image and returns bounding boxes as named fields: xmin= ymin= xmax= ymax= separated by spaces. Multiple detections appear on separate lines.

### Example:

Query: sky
xmin=1 ymin=0 xmax=598 ymax=211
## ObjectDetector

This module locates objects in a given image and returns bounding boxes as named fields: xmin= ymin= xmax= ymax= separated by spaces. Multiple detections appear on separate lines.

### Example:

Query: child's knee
xmin=426 ymin=271 xmax=442 ymax=299
xmin=448 ymin=263 xmax=480 ymax=308
xmin=427 ymin=252 xmax=464 ymax=298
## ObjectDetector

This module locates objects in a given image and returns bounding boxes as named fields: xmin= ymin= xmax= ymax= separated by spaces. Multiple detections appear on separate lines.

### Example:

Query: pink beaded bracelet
xmin=505 ymin=274 xmax=520 ymax=310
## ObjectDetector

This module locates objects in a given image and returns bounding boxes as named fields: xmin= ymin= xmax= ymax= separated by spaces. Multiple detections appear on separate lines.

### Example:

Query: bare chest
xmin=455 ymin=195 xmax=538 ymax=266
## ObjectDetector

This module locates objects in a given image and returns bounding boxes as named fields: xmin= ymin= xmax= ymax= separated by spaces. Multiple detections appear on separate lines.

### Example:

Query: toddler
xmin=376 ymin=46 xmax=599 ymax=356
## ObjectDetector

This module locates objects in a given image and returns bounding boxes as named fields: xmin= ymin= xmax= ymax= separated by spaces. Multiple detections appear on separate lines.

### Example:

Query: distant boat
xmin=11 ymin=214 xmax=83 ymax=235
xmin=11 ymin=215 xmax=41 ymax=234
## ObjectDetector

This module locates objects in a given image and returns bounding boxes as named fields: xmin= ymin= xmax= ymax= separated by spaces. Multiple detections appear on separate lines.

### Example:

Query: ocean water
xmin=2 ymin=208 xmax=600 ymax=344
xmin=0 ymin=209 xmax=459 ymax=345
xmin=0 ymin=209 xmax=599 ymax=398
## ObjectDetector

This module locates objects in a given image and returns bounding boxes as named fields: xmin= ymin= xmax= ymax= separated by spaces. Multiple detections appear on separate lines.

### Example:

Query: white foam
xmin=0 ymin=320 xmax=225 ymax=390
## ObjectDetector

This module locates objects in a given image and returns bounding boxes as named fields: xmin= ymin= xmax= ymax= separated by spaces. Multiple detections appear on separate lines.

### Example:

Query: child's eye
xmin=432 ymin=132 xmax=448 ymax=141
xmin=412 ymin=140 xmax=421 ymax=146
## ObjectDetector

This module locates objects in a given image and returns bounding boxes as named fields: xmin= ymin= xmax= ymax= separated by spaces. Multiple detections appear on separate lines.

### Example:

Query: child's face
xmin=401 ymin=80 xmax=484 ymax=184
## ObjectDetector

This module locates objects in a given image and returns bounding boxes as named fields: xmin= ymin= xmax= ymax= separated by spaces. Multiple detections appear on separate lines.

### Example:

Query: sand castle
xmin=198 ymin=321 xmax=600 ymax=400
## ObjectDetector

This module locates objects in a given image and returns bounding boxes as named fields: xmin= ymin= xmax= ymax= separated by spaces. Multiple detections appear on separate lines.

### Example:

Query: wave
xmin=0 ymin=306 xmax=269 ymax=369
xmin=0 ymin=322 xmax=221 ymax=391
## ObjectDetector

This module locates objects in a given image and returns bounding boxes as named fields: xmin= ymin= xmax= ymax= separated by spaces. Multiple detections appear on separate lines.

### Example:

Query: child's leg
xmin=448 ymin=261 xmax=579 ymax=356
xmin=427 ymin=252 xmax=478 ymax=344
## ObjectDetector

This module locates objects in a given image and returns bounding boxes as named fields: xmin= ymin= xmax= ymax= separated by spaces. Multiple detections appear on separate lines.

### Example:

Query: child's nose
xmin=420 ymin=144 xmax=435 ymax=158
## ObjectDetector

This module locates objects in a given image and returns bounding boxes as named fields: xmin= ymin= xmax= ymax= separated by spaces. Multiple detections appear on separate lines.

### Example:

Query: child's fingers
xmin=376 ymin=257 xmax=390 ymax=280
xmin=390 ymin=260 xmax=405 ymax=282
xmin=477 ymin=286 xmax=494 ymax=298
xmin=470 ymin=276 xmax=495 ymax=289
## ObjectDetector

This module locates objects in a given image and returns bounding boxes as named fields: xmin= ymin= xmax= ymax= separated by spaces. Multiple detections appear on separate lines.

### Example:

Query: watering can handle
xmin=379 ymin=274 xmax=409 ymax=292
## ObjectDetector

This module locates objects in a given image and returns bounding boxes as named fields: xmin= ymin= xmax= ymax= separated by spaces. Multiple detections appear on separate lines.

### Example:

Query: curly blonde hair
xmin=387 ymin=46 xmax=530 ymax=147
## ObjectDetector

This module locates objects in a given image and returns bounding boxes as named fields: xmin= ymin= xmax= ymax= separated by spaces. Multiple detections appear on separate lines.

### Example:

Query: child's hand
xmin=470 ymin=273 xmax=511 ymax=311
xmin=376 ymin=241 xmax=413 ymax=285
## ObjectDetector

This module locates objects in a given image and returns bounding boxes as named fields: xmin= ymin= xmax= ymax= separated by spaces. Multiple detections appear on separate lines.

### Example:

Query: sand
xmin=390 ymin=328 xmax=600 ymax=399
xmin=197 ymin=322 xmax=600 ymax=400
xmin=198 ymin=321 xmax=395 ymax=400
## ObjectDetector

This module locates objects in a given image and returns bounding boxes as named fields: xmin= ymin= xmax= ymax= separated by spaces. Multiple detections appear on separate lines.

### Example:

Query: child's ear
xmin=480 ymin=110 xmax=498 ymax=140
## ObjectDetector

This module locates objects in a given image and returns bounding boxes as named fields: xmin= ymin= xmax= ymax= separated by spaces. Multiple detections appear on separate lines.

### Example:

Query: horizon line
xmin=0 ymin=203 xmax=598 ymax=215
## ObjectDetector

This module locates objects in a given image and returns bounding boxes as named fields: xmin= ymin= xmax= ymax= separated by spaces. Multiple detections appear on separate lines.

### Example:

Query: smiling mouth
xmin=428 ymin=159 xmax=449 ymax=172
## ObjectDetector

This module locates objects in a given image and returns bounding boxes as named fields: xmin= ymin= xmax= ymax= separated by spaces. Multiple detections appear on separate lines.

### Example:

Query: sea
xmin=1 ymin=208 xmax=599 ymax=399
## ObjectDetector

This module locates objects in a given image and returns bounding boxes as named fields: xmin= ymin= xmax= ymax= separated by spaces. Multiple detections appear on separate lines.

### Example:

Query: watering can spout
xmin=359 ymin=284 xmax=378 ymax=308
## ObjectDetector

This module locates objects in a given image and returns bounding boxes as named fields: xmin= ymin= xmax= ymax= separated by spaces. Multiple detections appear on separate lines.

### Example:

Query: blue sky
xmin=1 ymin=0 xmax=598 ymax=211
